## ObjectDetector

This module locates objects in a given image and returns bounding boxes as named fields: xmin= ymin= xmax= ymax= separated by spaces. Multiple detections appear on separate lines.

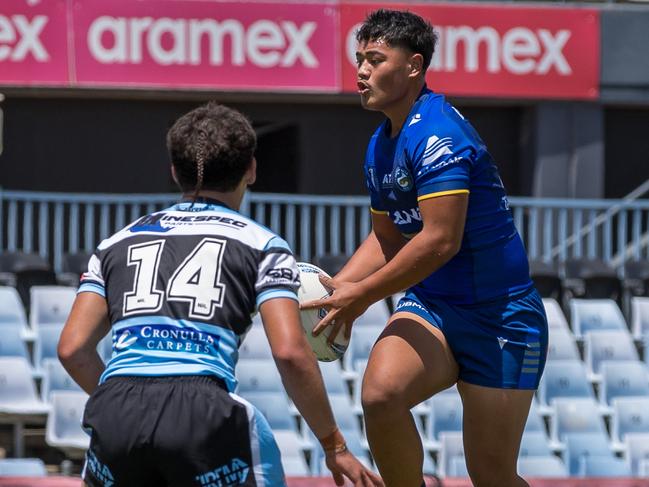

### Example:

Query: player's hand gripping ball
xmin=297 ymin=262 xmax=349 ymax=361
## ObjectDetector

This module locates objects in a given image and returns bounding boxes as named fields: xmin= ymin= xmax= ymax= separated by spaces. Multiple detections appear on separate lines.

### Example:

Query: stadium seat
xmin=639 ymin=458 xmax=649 ymax=478
xmin=0 ymin=457 xmax=47 ymax=476
xmin=623 ymin=259 xmax=649 ymax=298
xmin=239 ymin=326 xmax=272 ymax=360
xmin=569 ymin=299 xmax=627 ymax=338
xmin=584 ymin=330 xmax=639 ymax=379
xmin=45 ymin=390 xmax=90 ymax=455
xmin=236 ymin=359 xmax=284 ymax=394
xmin=564 ymin=258 xmax=622 ymax=302
xmin=546 ymin=327 xmax=580 ymax=361
xmin=355 ymin=300 xmax=390 ymax=327
xmin=250 ymin=312 xmax=263 ymax=327
xmin=429 ymin=390 xmax=463 ymax=440
xmin=437 ymin=431 xmax=464 ymax=478
xmin=530 ymin=260 xmax=563 ymax=300
xmin=97 ymin=332 xmax=113 ymax=363
xmin=272 ymin=430 xmax=311 ymax=476
xmin=57 ymin=251 xmax=92 ymax=287
xmin=579 ymin=455 xmax=632 ymax=477
xmin=611 ymin=397 xmax=649 ymax=447
xmin=630 ymin=296 xmax=649 ymax=340
xmin=517 ymin=456 xmax=568 ymax=477
xmin=29 ymin=286 xmax=76 ymax=332
xmin=447 ymin=455 xmax=469 ymax=477
xmin=563 ymin=432 xmax=615 ymax=475
xmin=625 ymin=432 xmax=649 ymax=476
xmin=324 ymin=395 xmax=363 ymax=442
xmin=549 ymin=398 xmax=607 ymax=444
xmin=523 ymin=400 xmax=547 ymax=434
xmin=537 ymin=360 xmax=594 ymax=411
xmin=237 ymin=391 xmax=297 ymax=432
xmin=519 ymin=432 xmax=553 ymax=458
xmin=0 ymin=286 xmax=29 ymax=334
xmin=33 ymin=324 xmax=64 ymax=373
xmin=344 ymin=325 xmax=383 ymax=371
xmin=40 ymin=358 xmax=83 ymax=403
xmin=599 ymin=360 xmax=649 ymax=406
xmin=0 ymin=325 xmax=30 ymax=362
xmin=318 ymin=360 xmax=349 ymax=397
xmin=0 ymin=252 xmax=58 ymax=309
xmin=542 ymin=298 xmax=569 ymax=330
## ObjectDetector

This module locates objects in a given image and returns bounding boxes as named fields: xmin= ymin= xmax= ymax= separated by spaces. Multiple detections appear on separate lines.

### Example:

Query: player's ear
xmin=170 ymin=164 xmax=180 ymax=186
xmin=246 ymin=158 xmax=257 ymax=186
xmin=408 ymin=53 xmax=424 ymax=78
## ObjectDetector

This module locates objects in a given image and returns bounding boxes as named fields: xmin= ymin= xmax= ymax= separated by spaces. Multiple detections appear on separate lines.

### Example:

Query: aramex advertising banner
xmin=340 ymin=2 xmax=600 ymax=99
xmin=71 ymin=0 xmax=339 ymax=91
xmin=0 ymin=0 xmax=600 ymax=99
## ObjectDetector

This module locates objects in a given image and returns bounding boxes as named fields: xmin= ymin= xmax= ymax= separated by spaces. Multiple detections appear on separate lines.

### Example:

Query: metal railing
xmin=1 ymin=189 xmax=648 ymax=273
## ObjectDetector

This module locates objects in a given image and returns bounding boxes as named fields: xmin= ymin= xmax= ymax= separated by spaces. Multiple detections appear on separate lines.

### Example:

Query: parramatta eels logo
xmin=393 ymin=166 xmax=413 ymax=191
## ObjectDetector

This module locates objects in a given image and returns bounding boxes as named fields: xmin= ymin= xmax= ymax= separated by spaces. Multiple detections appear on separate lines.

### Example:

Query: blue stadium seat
xmin=236 ymin=391 xmax=297 ymax=432
xmin=625 ymin=432 xmax=649 ymax=476
xmin=542 ymin=298 xmax=569 ymax=330
xmin=40 ymin=358 xmax=83 ymax=403
xmin=563 ymin=432 xmax=615 ymax=475
xmin=0 ymin=325 xmax=30 ymax=362
xmin=600 ymin=360 xmax=649 ymax=406
xmin=569 ymin=299 xmax=627 ymax=338
xmin=519 ymin=432 xmax=553 ymax=458
xmin=0 ymin=286 xmax=29 ymax=333
xmin=538 ymin=360 xmax=594 ymax=411
xmin=238 ymin=326 xmax=272 ymax=360
xmin=318 ymin=360 xmax=349 ymax=397
xmin=344 ymin=325 xmax=383 ymax=371
xmin=312 ymin=431 xmax=372 ymax=475
xmin=611 ymin=397 xmax=649 ymax=447
xmin=29 ymin=286 xmax=76 ymax=332
xmin=447 ymin=455 xmax=469 ymax=477
xmin=546 ymin=327 xmax=580 ymax=362
xmin=33 ymin=324 xmax=63 ymax=374
xmin=355 ymin=300 xmax=390 ymax=327
xmin=429 ymin=390 xmax=463 ymax=440
xmin=584 ymin=331 xmax=639 ymax=379
xmin=45 ymin=390 xmax=90 ymax=456
xmin=0 ymin=458 xmax=47 ymax=476
xmin=272 ymin=430 xmax=311 ymax=476
xmin=523 ymin=400 xmax=547 ymax=434
xmin=517 ymin=456 xmax=568 ymax=477
xmin=438 ymin=431 xmax=464 ymax=478
xmin=630 ymin=297 xmax=649 ymax=340
xmin=549 ymin=398 xmax=607 ymax=444
xmin=235 ymin=359 xmax=284 ymax=394
xmin=579 ymin=456 xmax=632 ymax=477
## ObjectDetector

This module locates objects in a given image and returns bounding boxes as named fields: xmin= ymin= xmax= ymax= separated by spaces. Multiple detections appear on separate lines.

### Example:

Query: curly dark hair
xmin=166 ymin=102 xmax=256 ymax=195
xmin=356 ymin=9 xmax=437 ymax=71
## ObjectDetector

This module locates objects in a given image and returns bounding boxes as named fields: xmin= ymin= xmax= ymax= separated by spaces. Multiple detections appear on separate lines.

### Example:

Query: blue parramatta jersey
xmin=364 ymin=87 xmax=532 ymax=304
xmin=78 ymin=199 xmax=300 ymax=391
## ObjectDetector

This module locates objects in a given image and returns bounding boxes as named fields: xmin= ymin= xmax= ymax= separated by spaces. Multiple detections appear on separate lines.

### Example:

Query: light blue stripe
xmin=78 ymin=283 xmax=106 ymax=297
xmin=254 ymin=408 xmax=286 ymax=486
xmin=264 ymin=236 xmax=291 ymax=252
xmin=256 ymin=289 xmax=299 ymax=307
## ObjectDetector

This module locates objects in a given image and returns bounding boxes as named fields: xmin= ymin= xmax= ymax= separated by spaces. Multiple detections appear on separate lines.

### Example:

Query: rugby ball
xmin=296 ymin=262 xmax=349 ymax=362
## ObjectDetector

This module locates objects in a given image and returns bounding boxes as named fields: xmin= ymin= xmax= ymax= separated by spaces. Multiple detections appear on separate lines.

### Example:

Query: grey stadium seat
xmin=563 ymin=432 xmax=615 ymax=476
xmin=569 ymin=299 xmax=627 ymax=338
xmin=542 ymin=298 xmax=569 ymax=330
xmin=584 ymin=330 xmax=639 ymax=379
xmin=0 ymin=286 xmax=29 ymax=333
xmin=235 ymin=359 xmax=284 ymax=394
xmin=600 ymin=360 xmax=649 ymax=406
xmin=549 ymin=398 xmax=607 ymax=444
xmin=29 ymin=285 xmax=76 ymax=332
xmin=45 ymin=390 xmax=90 ymax=454
xmin=0 ymin=325 xmax=30 ymax=362
xmin=538 ymin=360 xmax=594 ymax=411
xmin=611 ymin=397 xmax=649 ymax=447
xmin=40 ymin=358 xmax=83 ymax=403
xmin=546 ymin=327 xmax=580 ymax=362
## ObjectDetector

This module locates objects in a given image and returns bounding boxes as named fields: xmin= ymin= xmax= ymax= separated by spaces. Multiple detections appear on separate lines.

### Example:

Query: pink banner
xmin=0 ymin=0 xmax=69 ymax=86
xmin=341 ymin=2 xmax=600 ymax=100
xmin=71 ymin=0 xmax=339 ymax=91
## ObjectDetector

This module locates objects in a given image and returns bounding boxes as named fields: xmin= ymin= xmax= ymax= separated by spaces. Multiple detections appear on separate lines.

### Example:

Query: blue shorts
xmin=395 ymin=288 xmax=548 ymax=389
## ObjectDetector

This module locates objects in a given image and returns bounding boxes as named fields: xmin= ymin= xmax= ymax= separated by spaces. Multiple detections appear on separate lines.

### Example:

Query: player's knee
xmin=361 ymin=379 xmax=405 ymax=415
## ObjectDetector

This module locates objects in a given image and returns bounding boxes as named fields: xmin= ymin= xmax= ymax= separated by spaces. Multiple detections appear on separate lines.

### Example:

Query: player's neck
xmin=182 ymin=186 xmax=246 ymax=211
xmin=384 ymin=79 xmax=426 ymax=138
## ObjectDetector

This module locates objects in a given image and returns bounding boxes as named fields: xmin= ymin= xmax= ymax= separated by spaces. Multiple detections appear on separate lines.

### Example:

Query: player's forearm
xmin=335 ymin=231 xmax=403 ymax=283
xmin=58 ymin=348 xmax=105 ymax=395
xmin=273 ymin=352 xmax=338 ymax=439
xmin=358 ymin=231 xmax=459 ymax=304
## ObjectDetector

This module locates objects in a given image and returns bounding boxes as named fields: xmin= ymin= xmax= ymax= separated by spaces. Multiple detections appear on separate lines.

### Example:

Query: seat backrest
xmin=542 ymin=298 xmax=569 ymax=330
xmin=430 ymin=391 xmax=463 ymax=439
xmin=29 ymin=286 xmax=76 ymax=330
xmin=547 ymin=327 xmax=580 ymax=361
xmin=327 ymin=394 xmax=360 ymax=436
xmin=631 ymin=297 xmax=649 ymax=340
xmin=238 ymin=326 xmax=272 ymax=360
xmin=611 ymin=397 xmax=649 ymax=444
xmin=0 ymin=252 xmax=50 ymax=273
xmin=517 ymin=456 xmax=567 ymax=477
xmin=41 ymin=359 xmax=84 ymax=402
xmin=538 ymin=360 xmax=594 ymax=406
xmin=0 ymin=287 xmax=28 ymax=327
xmin=355 ymin=300 xmax=390 ymax=327
xmin=0 ymin=325 xmax=30 ymax=361
xmin=0 ymin=458 xmax=47 ymax=476
xmin=46 ymin=391 xmax=89 ymax=444
xmin=438 ymin=431 xmax=464 ymax=478
xmin=580 ymin=455 xmax=632 ymax=477
xmin=63 ymin=252 xmax=92 ymax=275
xmin=550 ymin=398 xmax=607 ymax=442
xmin=318 ymin=360 xmax=348 ymax=396
xmin=236 ymin=359 xmax=283 ymax=394
xmin=563 ymin=432 xmax=613 ymax=475
xmin=625 ymin=432 xmax=649 ymax=476
xmin=34 ymin=324 xmax=64 ymax=370
xmin=447 ymin=456 xmax=469 ymax=477
xmin=523 ymin=400 xmax=546 ymax=434
xmin=600 ymin=360 xmax=649 ymax=405
xmin=584 ymin=331 xmax=638 ymax=376
xmin=518 ymin=431 xmax=552 ymax=457
xmin=346 ymin=326 xmax=383 ymax=369
xmin=569 ymin=299 xmax=627 ymax=338
xmin=237 ymin=391 xmax=295 ymax=431
xmin=0 ymin=356 xmax=40 ymax=405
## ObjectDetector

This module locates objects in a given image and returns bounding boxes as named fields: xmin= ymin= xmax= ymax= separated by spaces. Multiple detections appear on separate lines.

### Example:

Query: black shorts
xmin=82 ymin=375 xmax=286 ymax=487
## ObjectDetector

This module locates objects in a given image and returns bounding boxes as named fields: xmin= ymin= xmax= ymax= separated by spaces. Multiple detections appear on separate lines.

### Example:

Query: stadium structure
xmin=1 ymin=0 xmax=649 ymax=485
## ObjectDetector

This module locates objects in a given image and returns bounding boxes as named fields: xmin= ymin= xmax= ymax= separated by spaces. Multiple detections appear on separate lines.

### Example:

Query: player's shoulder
xmin=405 ymin=91 xmax=466 ymax=140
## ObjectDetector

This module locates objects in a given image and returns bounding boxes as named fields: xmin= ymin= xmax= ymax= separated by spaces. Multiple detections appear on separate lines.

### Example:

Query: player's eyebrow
xmin=356 ymin=49 xmax=386 ymax=59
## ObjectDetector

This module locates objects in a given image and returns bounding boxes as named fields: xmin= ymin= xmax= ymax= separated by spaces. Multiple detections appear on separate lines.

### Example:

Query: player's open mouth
xmin=357 ymin=81 xmax=370 ymax=94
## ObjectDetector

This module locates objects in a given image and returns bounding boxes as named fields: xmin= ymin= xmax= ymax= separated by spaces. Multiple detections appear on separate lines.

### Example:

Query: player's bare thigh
xmin=362 ymin=311 xmax=458 ymax=407
xmin=458 ymin=380 xmax=534 ymax=485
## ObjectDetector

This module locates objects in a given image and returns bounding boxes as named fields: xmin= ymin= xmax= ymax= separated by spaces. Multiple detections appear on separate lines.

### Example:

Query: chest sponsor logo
xmin=196 ymin=458 xmax=249 ymax=486
xmin=114 ymin=325 xmax=222 ymax=355
xmin=422 ymin=135 xmax=453 ymax=167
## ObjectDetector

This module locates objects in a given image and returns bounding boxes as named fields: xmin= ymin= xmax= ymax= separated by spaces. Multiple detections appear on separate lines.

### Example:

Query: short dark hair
xmin=166 ymin=102 xmax=256 ymax=194
xmin=356 ymin=9 xmax=437 ymax=71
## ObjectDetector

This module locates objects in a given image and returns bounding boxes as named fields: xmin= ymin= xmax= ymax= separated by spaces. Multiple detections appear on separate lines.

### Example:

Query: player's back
xmin=79 ymin=199 xmax=299 ymax=391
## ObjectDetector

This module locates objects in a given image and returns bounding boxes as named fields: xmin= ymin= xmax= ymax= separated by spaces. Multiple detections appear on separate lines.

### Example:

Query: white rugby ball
xmin=296 ymin=262 xmax=349 ymax=362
